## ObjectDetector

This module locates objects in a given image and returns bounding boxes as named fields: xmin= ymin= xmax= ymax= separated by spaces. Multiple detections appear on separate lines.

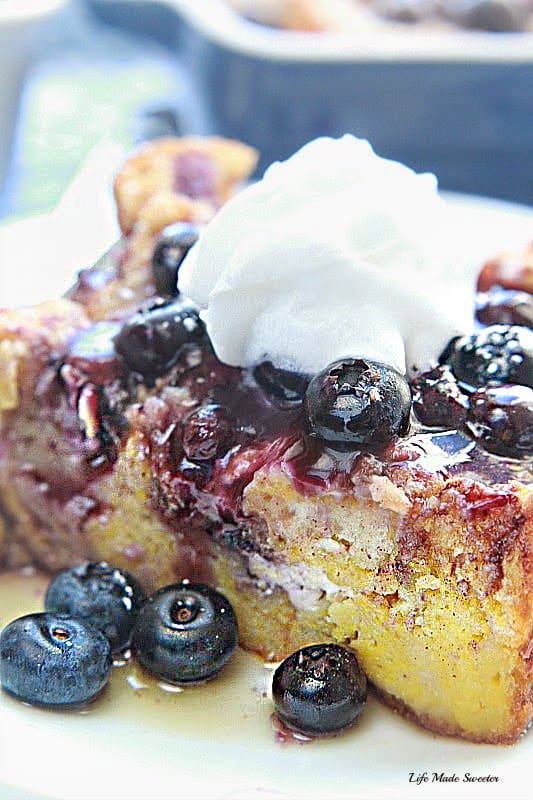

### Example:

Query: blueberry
xmin=442 ymin=0 xmax=528 ymax=31
xmin=253 ymin=361 xmax=310 ymax=409
xmin=151 ymin=223 xmax=200 ymax=297
xmin=114 ymin=297 xmax=205 ymax=381
xmin=182 ymin=404 xmax=235 ymax=461
xmin=466 ymin=384 xmax=533 ymax=458
xmin=133 ymin=583 xmax=238 ymax=684
xmin=475 ymin=288 xmax=533 ymax=329
xmin=65 ymin=321 xmax=124 ymax=384
xmin=0 ymin=613 xmax=112 ymax=707
xmin=375 ymin=0 xmax=437 ymax=23
xmin=442 ymin=325 xmax=533 ymax=389
xmin=304 ymin=358 xmax=411 ymax=449
xmin=45 ymin=562 xmax=145 ymax=653
xmin=411 ymin=365 xmax=470 ymax=429
xmin=272 ymin=644 xmax=367 ymax=736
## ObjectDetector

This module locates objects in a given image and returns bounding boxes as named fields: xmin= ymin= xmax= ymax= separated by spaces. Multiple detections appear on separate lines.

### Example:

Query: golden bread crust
xmin=114 ymin=135 xmax=258 ymax=235
xmin=478 ymin=240 xmax=533 ymax=294
xmin=69 ymin=137 xmax=257 ymax=322
xmin=0 ymin=300 xmax=89 ymax=416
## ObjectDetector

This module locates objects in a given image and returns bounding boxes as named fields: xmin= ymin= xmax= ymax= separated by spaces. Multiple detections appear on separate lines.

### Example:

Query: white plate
xmin=0 ymin=195 xmax=532 ymax=800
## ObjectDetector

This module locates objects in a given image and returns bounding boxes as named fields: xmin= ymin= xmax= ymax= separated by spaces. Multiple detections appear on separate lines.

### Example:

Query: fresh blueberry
xmin=442 ymin=325 xmax=533 ymax=389
xmin=182 ymin=404 xmax=235 ymax=461
xmin=133 ymin=583 xmax=238 ymax=684
xmin=411 ymin=365 xmax=470 ymax=429
xmin=0 ymin=613 xmax=112 ymax=707
xmin=466 ymin=384 xmax=533 ymax=458
xmin=304 ymin=358 xmax=411 ymax=449
xmin=113 ymin=297 xmax=205 ymax=381
xmin=253 ymin=361 xmax=310 ymax=409
xmin=151 ymin=223 xmax=200 ymax=297
xmin=272 ymin=644 xmax=367 ymax=736
xmin=45 ymin=562 xmax=145 ymax=653
xmin=475 ymin=288 xmax=533 ymax=329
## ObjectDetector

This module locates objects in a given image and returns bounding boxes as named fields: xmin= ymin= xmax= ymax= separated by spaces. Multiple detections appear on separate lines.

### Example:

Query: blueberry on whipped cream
xmin=305 ymin=358 xmax=411 ymax=448
xmin=253 ymin=361 xmax=310 ymax=409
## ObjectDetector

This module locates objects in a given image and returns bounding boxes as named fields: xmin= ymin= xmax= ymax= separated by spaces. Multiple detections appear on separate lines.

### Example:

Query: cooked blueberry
xmin=45 ymin=562 xmax=144 ymax=653
xmin=272 ymin=644 xmax=367 ymax=736
xmin=304 ymin=358 xmax=411 ymax=449
xmin=64 ymin=321 xmax=124 ymax=384
xmin=442 ymin=0 xmax=529 ymax=31
xmin=475 ymin=288 xmax=533 ymax=329
xmin=253 ymin=361 xmax=310 ymax=409
xmin=466 ymin=384 xmax=533 ymax=458
xmin=151 ymin=223 xmax=200 ymax=296
xmin=442 ymin=325 xmax=533 ymax=389
xmin=411 ymin=365 xmax=470 ymax=429
xmin=374 ymin=0 xmax=437 ymax=22
xmin=133 ymin=583 xmax=238 ymax=684
xmin=113 ymin=297 xmax=205 ymax=381
xmin=0 ymin=613 xmax=112 ymax=707
xmin=182 ymin=404 xmax=234 ymax=461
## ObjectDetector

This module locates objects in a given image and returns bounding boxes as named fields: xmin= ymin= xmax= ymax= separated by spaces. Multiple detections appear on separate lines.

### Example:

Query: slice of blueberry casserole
xmin=0 ymin=134 xmax=531 ymax=744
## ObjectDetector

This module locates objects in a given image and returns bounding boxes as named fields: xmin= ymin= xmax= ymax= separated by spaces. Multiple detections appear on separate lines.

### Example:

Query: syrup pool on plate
xmin=0 ymin=569 xmax=384 ymax=749
xmin=0 ymin=569 xmax=529 ymax=800
xmin=0 ymin=569 xmax=278 ymax=743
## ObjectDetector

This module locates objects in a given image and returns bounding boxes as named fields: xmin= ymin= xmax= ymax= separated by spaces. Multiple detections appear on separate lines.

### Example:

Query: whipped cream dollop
xmin=179 ymin=135 xmax=475 ymax=376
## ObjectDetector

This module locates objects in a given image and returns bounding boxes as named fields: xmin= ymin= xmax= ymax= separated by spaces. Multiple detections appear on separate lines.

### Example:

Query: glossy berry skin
xmin=151 ymin=222 xmax=200 ymax=296
xmin=442 ymin=325 xmax=533 ymax=389
xmin=272 ymin=644 xmax=367 ymax=736
xmin=475 ymin=288 xmax=533 ymax=329
xmin=466 ymin=384 xmax=533 ymax=458
xmin=304 ymin=358 xmax=411 ymax=449
xmin=133 ymin=583 xmax=238 ymax=684
xmin=114 ymin=297 xmax=205 ymax=381
xmin=0 ymin=613 xmax=112 ymax=707
xmin=411 ymin=365 xmax=470 ymax=429
xmin=45 ymin=562 xmax=145 ymax=653
xmin=182 ymin=404 xmax=234 ymax=461
xmin=253 ymin=361 xmax=310 ymax=409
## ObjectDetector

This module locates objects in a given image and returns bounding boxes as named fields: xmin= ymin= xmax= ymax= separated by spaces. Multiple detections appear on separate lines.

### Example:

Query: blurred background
xmin=0 ymin=0 xmax=532 ymax=225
